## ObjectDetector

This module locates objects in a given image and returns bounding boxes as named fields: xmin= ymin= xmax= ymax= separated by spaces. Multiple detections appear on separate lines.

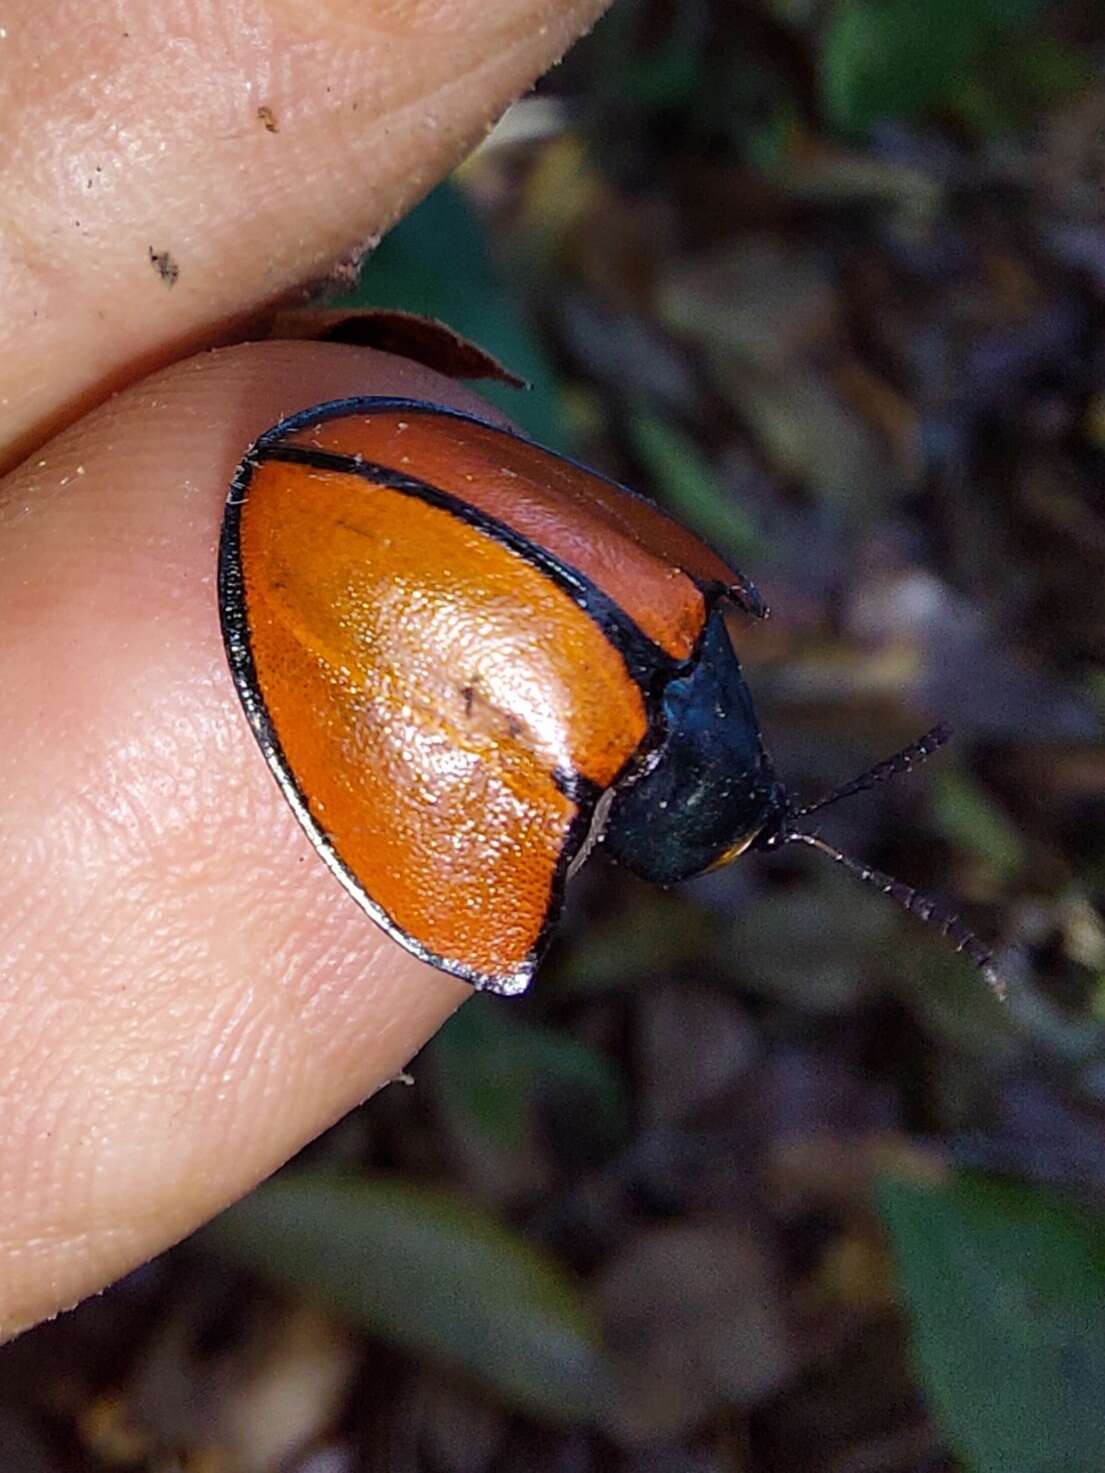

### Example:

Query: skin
xmin=0 ymin=0 xmax=611 ymax=1339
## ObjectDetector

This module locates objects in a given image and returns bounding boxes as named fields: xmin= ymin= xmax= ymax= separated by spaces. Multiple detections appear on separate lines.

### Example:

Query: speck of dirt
xmin=257 ymin=105 xmax=278 ymax=133
xmin=148 ymin=247 xmax=179 ymax=287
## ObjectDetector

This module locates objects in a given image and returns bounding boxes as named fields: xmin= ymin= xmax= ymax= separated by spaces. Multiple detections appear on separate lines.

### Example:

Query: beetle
xmin=219 ymin=396 xmax=1002 ymax=998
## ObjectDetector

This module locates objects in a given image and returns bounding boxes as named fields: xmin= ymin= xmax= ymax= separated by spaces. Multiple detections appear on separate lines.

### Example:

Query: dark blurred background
xmin=8 ymin=2 xmax=1105 ymax=1468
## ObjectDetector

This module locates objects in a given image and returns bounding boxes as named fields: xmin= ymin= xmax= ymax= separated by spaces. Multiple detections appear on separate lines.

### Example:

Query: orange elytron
xmin=220 ymin=398 xmax=1003 ymax=997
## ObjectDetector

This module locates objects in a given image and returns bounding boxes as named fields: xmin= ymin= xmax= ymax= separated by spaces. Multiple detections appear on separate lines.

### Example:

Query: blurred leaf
xmin=726 ymin=869 xmax=899 ymax=1012
xmin=589 ymin=1 xmax=705 ymax=111
xmin=930 ymin=768 xmax=1026 ymax=878
xmin=554 ymin=889 xmax=711 ymax=995
xmin=770 ymin=146 xmax=941 ymax=213
xmin=611 ymin=41 xmax=700 ymax=112
xmin=823 ymin=0 xmax=979 ymax=134
xmin=693 ymin=60 xmax=803 ymax=171
xmin=660 ymin=238 xmax=836 ymax=373
xmin=823 ymin=0 xmax=1051 ymax=136
xmin=950 ymin=35 xmax=1093 ymax=136
xmin=627 ymin=410 xmax=762 ymax=562
xmin=200 ymin=1174 xmax=608 ymax=1423
xmin=556 ymin=294 xmax=701 ymax=418
xmin=719 ymin=368 xmax=892 ymax=513
xmin=972 ymin=0 xmax=1054 ymax=26
xmin=1086 ymin=669 xmax=1105 ymax=720
xmin=896 ymin=945 xmax=1020 ymax=1063
xmin=879 ymin=1172 xmax=1105 ymax=1473
xmin=434 ymin=999 xmax=629 ymax=1158
xmin=328 ymin=182 xmax=567 ymax=450
xmin=1019 ymin=36 xmax=1096 ymax=106
xmin=514 ymin=134 xmax=600 ymax=268
xmin=994 ymin=31 xmax=1092 ymax=109
xmin=767 ymin=0 xmax=820 ymax=22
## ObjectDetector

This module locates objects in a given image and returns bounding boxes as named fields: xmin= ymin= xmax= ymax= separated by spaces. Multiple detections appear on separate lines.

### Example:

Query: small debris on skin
xmin=147 ymin=247 xmax=179 ymax=287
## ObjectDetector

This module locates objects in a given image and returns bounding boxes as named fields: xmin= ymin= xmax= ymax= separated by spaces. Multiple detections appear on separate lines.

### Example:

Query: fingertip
xmin=0 ymin=341 xmax=495 ymax=1330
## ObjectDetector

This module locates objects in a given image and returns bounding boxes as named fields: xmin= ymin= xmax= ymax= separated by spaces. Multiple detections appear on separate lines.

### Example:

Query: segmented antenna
xmin=788 ymin=723 xmax=953 ymax=822
xmin=771 ymin=723 xmax=1006 ymax=999
xmin=782 ymin=830 xmax=1005 ymax=1000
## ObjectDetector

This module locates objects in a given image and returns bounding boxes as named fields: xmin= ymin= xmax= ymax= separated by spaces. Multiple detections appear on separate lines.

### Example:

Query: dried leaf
xmin=266 ymin=307 xmax=527 ymax=387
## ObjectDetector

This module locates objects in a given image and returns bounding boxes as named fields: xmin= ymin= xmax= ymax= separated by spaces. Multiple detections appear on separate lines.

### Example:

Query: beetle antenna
xmin=782 ymin=829 xmax=1005 ymax=1000
xmin=769 ymin=724 xmax=1004 ymax=996
xmin=787 ymin=724 xmax=952 ymax=822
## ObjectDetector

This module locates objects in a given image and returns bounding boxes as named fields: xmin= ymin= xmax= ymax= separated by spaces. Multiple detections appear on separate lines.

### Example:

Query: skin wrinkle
xmin=2 ymin=689 xmax=406 ymax=1302
xmin=2 ymin=1123 xmax=89 ymax=1265
xmin=0 ymin=1021 xmax=77 ymax=1197
xmin=5 ymin=977 xmax=277 ymax=1262
xmin=78 ymin=709 xmax=231 ymax=840
xmin=4 ymin=752 xmax=205 ymax=929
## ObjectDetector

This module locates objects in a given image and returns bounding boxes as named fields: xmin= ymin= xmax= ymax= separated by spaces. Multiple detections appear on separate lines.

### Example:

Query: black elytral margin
xmin=222 ymin=452 xmax=549 ymax=994
xmin=248 ymin=394 xmax=753 ymax=606
xmin=253 ymin=443 xmax=676 ymax=695
xmin=220 ymin=398 xmax=705 ymax=993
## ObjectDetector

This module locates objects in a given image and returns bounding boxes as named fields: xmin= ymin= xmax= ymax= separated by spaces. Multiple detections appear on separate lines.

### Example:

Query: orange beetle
xmin=219 ymin=398 xmax=1002 ymax=997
